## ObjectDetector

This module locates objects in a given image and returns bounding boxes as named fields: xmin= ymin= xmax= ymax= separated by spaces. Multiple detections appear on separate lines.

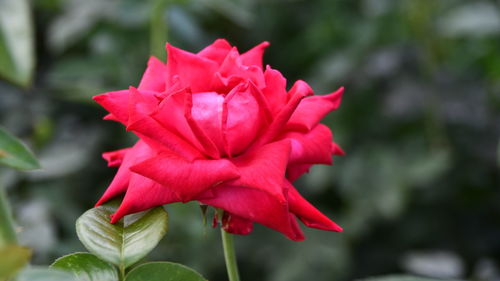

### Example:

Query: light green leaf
xmin=16 ymin=267 xmax=77 ymax=281
xmin=51 ymin=252 xmax=119 ymax=281
xmin=357 ymin=275 xmax=462 ymax=281
xmin=0 ymin=245 xmax=31 ymax=280
xmin=125 ymin=262 xmax=207 ymax=281
xmin=76 ymin=201 xmax=168 ymax=269
xmin=0 ymin=0 xmax=34 ymax=87
xmin=0 ymin=126 xmax=40 ymax=170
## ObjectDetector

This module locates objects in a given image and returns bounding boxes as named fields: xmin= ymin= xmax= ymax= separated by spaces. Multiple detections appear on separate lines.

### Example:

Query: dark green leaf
xmin=16 ymin=267 xmax=77 ymax=281
xmin=76 ymin=201 xmax=168 ymax=269
xmin=125 ymin=262 xmax=207 ymax=281
xmin=51 ymin=252 xmax=119 ymax=281
xmin=0 ymin=245 xmax=31 ymax=280
xmin=0 ymin=0 xmax=34 ymax=87
xmin=0 ymin=126 xmax=40 ymax=170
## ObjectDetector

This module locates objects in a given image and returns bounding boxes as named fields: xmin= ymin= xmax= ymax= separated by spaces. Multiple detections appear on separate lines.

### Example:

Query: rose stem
xmin=0 ymin=186 xmax=18 ymax=246
xmin=219 ymin=211 xmax=241 ymax=281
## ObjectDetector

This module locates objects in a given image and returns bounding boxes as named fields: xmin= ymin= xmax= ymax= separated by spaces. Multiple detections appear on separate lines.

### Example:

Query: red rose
xmin=94 ymin=39 xmax=344 ymax=241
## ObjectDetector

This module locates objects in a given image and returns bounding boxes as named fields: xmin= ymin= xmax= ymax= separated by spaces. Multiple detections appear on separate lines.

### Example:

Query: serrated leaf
xmin=76 ymin=201 xmax=168 ymax=269
xmin=125 ymin=262 xmax=207 ymax=281
xmin=357 ymin=275 xmax=462 ymax=281
xmin=0 ymin=0 xmax=34 ymax=87
xmin=0 ymin=245 xmax=31 ymax=280
xmin=51 ymin=252 xmax=119 ymax=281
xmin=16 ymin=267 xmax=77 ymax=281
xmin=0 ymin=127 xmax=40 ymax=170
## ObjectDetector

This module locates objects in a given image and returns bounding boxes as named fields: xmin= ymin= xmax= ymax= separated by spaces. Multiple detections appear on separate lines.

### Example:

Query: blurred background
xmin=0 ymin=0 xmax=499 ymax=280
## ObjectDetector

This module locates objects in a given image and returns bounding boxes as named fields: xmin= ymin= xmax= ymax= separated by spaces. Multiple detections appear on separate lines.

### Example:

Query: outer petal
xmin=130 ymin=150 xmax=240 ymax=201
xmin=93 ymin=90 xmax=130 ymax=125
xmin=138 ymin=56 xmax=167 ymax=92
xmin=283 ymin=124 xmax=334 ymax=165
xmin=286 ymin=164 xmax=312 ymax=182
xmin=262 ymin=66 xmax=287 ymax=115
xmin=241 ymin=41 xmax=269 ymax=69
xmin=95 ymin=140 xmax=154 ymax=206
xmin=227 ymin=140 xmax=291 ymax=202
xmin=200 ymin=185 xmax=304 ymax=241
xmin=286 ymin=181 xmax=343 ymax=232
xmin=197 ymin=39 xmax=232 ymax=65
xmin=110 ymin=174 xmax=181 ymax=223
xmin=332 ymin=141 xmax=345 ymax=156
xmin=166 ymin=43 xmax=218 ymax=92
xmin=222 ymin=212 xmax=253 ymax=235
xmin=127 ymin=87 xmax=159 ymax=127
xmin=286 ymin=87 xmax=344 ymax=132
xmin=102 ymin=148 xmax=131 ymax=168
xmin=128 ymin=117 xmax=203 ymax=161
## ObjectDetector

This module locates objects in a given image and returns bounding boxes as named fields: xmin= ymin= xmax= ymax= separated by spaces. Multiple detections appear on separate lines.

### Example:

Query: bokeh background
xmin=1 ymin=0 xmax=499 ymax=280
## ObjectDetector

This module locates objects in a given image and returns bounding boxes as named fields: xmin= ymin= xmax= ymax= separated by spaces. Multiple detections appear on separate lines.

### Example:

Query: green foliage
xmin=0 ymin=126 xmax=40 ymax=170
xmin=125 ymin=262 xmax=207 ymax=281
xmin=357 ymin=275 xmax=461 ymax=281
xmin=0 ymin=0 xmax=34 ymax=87
xmin=51 ymin=252 xmax=119 ymax=281
xmin=0 ymin=245 xmax=31 ymax=280
xmin=76 ymin=201 xmax=168 ymax=269
xmin=16 ymin=267 xmax=77 ymax=281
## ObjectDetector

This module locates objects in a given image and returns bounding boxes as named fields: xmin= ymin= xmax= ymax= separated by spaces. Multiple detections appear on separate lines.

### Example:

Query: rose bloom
xmin=94 ymin=39 xmax=344 ymax=241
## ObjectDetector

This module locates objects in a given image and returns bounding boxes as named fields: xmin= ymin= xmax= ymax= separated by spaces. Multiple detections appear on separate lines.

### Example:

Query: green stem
xmin=119 ymin=264 xmax=125 ymax=281
xmin=220 ymin=222 xmax=241 ymax=281
xmin=0 ymin=186 xmax=18 ymax=246
xmin=150 ymin=0 xmax=169 ymax=60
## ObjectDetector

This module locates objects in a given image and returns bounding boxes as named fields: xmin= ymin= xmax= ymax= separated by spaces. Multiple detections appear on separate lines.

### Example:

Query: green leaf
xmin=16 ymin=267 xmax=77 ymax=281
xmin=76 ymin=201 xmax=168 ymax=269
xmin=51 ymin=252 xmax=119 ymax=281
xmin=125 ymin=262 xmax=207 ymax=281
xmin=0 ymin=0 xmax=34 ymax=87
xmin=357 ymin=275 xmax=462 ymax=281
xmin=0 ymin=126 xmax=40 ymax=170
xmin=0 ymin=245 xmax=31 ymax=280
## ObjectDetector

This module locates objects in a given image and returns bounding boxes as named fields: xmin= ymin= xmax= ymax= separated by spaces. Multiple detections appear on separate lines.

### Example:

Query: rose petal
xmin=283 ymin=124 xmax=334 ymax=165
xmin=241 ymin=41 xmax=269 ymax=69
xmin=111 ymin=174 xmax=181 ymax=223
xmin=218 ymin=48 xmax=265 ymax=88
xmin=286 ymin=87 xmax=344 ymax=132
xmin=222 ymin=212 xmax=254 ymax=235
xmin=251 ymin=80 xmax=313 ymax=149
xmin=332 ymin=141 xmax=345 ymax=156
xmin=130 ymin=150 xmax=240 ymax=201
xmin=191 ymin=92 xmax=225 ymax=153
xmin=286 ymin=164 xmax=312 ymax=182
xmin=197 ymin=39 xmax=233 ymax=65
xmin=286 ymin=181 xmax=343 ymax=232
xmin=200 ymin=185 xmax=304 ymax=241
xmin=263 ymin=66 xmax=287 ymax=115
xmin=153 ymin=88 xmax=220 ymax=159
xmin=222 ymin=83 xmax=266 ymax=156
xmin=227 ymin=140 xmax=291 ymax=202
xmin=127 ymin=87 xmax=159 ymax=127
xmin=102 ymin=148 xmax=131 ymax=168
xmin=95 ymin=141 xmax=154 ymax=206
xmin=93 ymin=89 xmax=130 ymax=125
xmin=166 ymin=43 xmax=218 ymax=92
xmin=138 ymin=56 xmax=167 ymax=92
